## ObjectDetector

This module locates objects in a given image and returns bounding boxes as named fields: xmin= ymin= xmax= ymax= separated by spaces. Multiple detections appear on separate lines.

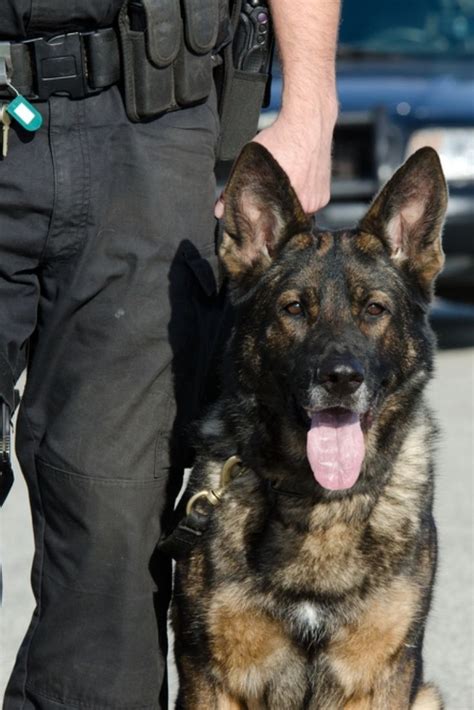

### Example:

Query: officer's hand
xmin=252 ymin=105 xmax=337 ymax=215
xmin=215 ymin=102 xmax=337 ymax=219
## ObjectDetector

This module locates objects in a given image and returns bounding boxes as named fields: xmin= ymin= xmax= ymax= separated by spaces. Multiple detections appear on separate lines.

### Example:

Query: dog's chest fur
xmin=196 ymin=417 xmax=431 ymax=648
xmin=207 ymin=490 xmax=364 ymax=646
xmin=179 ymin=452 xmax=431 ymax=706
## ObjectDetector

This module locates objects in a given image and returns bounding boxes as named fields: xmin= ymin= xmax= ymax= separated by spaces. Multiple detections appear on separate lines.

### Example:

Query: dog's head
xmin=220 ymin=143 xmax=447 ymax=493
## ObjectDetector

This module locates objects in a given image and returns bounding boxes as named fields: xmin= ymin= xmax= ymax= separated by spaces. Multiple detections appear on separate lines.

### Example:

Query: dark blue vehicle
xmin=259 ymin=0 xmax=474 ymax=299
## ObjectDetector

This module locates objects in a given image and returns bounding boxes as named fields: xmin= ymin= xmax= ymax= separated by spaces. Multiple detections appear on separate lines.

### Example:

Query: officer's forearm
xmin=269 ymin=0 xmax=340 ymax=123
xmin=243 ymin=0 xmax=341 ymax=214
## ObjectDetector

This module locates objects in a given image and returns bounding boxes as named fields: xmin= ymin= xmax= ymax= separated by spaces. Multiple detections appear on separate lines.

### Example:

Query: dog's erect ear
xmin=359 ymin=147 xmax=448 ymax=294
xmin=220 ymin=142 xmax=311 ymax=283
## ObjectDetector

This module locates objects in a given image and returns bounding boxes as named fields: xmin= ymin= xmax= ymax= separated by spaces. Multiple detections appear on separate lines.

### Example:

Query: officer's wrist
xmin=278 ymin=91 xmax=338 ymax=138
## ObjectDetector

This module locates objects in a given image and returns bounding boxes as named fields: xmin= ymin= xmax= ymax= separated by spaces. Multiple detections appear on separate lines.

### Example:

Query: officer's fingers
xmin=214 ymin=196 xmax=225 ymax=219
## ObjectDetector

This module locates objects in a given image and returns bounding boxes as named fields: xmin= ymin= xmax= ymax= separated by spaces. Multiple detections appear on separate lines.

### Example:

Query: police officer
xmin=0 ymin=1 xmax=339 ymax=708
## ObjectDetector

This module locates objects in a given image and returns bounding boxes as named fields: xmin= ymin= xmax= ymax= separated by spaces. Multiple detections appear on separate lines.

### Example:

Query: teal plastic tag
xmin=6 ymin=96 xmax=43 ymax=132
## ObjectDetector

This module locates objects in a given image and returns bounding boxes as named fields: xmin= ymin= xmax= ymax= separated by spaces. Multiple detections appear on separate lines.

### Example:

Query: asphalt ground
xmin=1 ymin=346 xmax=473 ymax=708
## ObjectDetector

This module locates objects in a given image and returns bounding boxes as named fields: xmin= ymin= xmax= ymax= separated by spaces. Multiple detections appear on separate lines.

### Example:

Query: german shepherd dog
xmin=171 ymin=143 xmax=448 ymax=709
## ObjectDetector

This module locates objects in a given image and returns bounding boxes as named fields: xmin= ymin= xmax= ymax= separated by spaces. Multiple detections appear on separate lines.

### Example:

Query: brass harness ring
xmin=185 ymin=455 xmax=242 ymax=516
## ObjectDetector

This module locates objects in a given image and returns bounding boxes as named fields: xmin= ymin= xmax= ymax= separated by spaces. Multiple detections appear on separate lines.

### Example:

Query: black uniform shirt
xmin=0 ymin=0 xmax=124 ymax=39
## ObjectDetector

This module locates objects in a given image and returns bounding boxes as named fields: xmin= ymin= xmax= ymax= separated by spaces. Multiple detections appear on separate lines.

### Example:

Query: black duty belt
xmin=0 ymin=28 xmax=121 ymax=100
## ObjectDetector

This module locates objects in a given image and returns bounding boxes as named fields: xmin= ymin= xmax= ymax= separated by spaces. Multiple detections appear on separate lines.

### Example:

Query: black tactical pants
xmin=1 ymin=86 xmax=223 ymax=709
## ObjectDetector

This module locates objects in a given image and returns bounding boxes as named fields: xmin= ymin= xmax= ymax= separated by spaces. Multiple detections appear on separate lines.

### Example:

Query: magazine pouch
xmin=118 ymin=0 xmax=219 ymax=121
xmin=175 ymin=0 xmax=219 ymax=105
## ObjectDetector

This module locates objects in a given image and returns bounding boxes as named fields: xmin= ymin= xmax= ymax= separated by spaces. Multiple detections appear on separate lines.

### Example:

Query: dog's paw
xmin=412 ymin=683 xmax=444 ymax=710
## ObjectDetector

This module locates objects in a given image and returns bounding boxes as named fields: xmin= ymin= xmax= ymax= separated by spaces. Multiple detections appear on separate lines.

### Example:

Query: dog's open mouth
xmin=306 ymin=407 xmax=366 ymax=491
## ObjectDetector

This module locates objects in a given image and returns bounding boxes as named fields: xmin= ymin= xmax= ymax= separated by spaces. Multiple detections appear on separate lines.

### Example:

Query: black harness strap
xmin=158 ymin=455 xmax=243 ymax=560
xmin=157 ymin=501 xmax=215 ymax=560
xmin=157 ymin=457 xmax=317 ymax=560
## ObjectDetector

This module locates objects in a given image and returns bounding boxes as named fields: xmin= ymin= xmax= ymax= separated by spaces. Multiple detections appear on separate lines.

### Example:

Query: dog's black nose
xmin=317 ymin=355 xmax=365 ymax=396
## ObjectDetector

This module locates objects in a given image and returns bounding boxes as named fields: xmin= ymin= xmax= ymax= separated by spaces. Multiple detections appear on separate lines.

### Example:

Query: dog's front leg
xmin=322 ymin=645 xmax=442 ymax=710
xmin=176 ymin=686 xmax=246 ymax=710
xmin=175 ymin=659 xmax=246 ymax=710
xmin=322 ymin=579 xmax=431 ymax=709
xmin=340 ymin=676 xmax=443 ymax=710
xmin=218 ymin=695 xmax=262 ymax=710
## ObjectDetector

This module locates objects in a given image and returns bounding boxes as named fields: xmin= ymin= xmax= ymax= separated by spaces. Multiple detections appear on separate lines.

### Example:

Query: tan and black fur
xmin=172 ymin=143 xmax=448 ymax=709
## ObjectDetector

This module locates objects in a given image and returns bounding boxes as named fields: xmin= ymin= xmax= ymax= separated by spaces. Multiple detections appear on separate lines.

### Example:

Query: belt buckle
xmin=29 ymin=32 xmax=89 ymax=100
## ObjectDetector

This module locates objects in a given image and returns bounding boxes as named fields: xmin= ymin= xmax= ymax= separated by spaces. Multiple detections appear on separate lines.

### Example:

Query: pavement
xmin=1 ymin=347 xmax=473 ymax=709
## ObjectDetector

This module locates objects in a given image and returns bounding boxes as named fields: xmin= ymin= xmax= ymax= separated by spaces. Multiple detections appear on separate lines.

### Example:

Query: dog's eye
xmin=366 ymin=302 xmax=385 ymax=317
xmin=285 ymin=301 xmax=304 ymax=317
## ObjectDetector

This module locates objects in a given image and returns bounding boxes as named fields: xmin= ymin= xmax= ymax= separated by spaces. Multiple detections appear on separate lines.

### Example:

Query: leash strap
xmin=157 ymin=502 xmax=215 ymax=560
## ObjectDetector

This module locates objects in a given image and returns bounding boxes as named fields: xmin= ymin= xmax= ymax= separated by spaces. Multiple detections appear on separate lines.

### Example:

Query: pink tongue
xmin=306 ymin=410 xmax=365 ymax=490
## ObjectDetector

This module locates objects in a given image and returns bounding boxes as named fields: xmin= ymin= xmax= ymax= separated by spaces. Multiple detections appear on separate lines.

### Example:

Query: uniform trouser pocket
xmin=23 ymin=458 xmax=168 ymax=710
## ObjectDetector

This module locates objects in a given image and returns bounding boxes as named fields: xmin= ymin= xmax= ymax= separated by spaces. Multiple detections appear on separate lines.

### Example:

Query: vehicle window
xmin=339 ymin=0 xmax=474 ymax=56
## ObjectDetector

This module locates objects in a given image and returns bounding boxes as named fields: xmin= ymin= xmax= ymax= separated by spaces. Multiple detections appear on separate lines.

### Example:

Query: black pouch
xmin=175 ymin=0 xmax=219 ymax=105
xmin=118 ymin=0 xmax=181 ymax=120
xmin=118 ymin=0 xmax=220 ymax=122
xmin=217 ymin=61 xmax=268 ymax=160
xmin=216 ymin=0 xmax=274 ymax=161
